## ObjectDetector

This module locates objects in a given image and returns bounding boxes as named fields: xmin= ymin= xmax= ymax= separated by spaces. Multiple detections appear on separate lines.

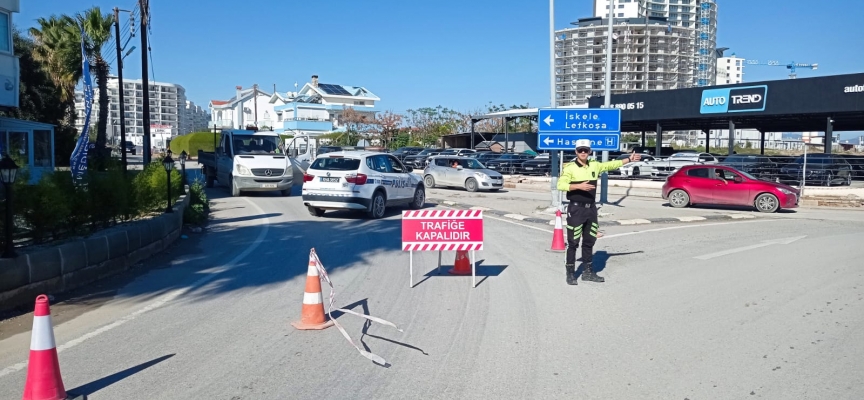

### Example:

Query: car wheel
xmin=755 ymin=193 xmax=779 ymax=213
xmin=424 ymin=175 xmax=436 ymax=188
xmin=465 ymin=178 xmax=478 ymax=192
xmin=844 ymin=174 xmax=852 ymax=186
xmin=632 ymin=167 xmax=640 ymax=176
xmin=825 ymin=173 xmax=833 ymax=186
xmin=367 ymin=191 xmax=386 ymax=219
xmin=205 ymin=171 xmax=215 ymax=188
xmin=409 ymin=186 xmax=425 ymax=209
xmin=668 ymin=189 xmax=689 ymax=208
xmin=230 ymin=175 xmax=241 ymax=197
xmin=281 ymin=188 xmax=292 ymax=196
xmin=308 ymin=206 xmax=325 ymax=217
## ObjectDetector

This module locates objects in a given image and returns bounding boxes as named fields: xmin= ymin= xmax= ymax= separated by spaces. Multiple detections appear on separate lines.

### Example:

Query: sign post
xmin=537 ymin=108 xmax=622 ymax=203
xmin=401 ymin=210 xmax=484 ymax=288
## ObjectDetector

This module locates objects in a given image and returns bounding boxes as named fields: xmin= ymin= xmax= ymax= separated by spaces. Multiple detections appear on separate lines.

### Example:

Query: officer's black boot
xmin=565 ymin=264 xmax=578 ymax=285
xmin=581 ymin=262 xmax=605 ymax=283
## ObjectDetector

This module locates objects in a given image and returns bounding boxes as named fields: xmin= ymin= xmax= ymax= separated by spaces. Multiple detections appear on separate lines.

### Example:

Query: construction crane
xmin=744 ymin=60 xmax=819 ymax=79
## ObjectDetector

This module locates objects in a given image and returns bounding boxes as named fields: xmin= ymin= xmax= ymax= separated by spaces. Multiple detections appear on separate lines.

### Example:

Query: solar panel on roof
xmin=318 ymin=83 xmax=352 ymax=96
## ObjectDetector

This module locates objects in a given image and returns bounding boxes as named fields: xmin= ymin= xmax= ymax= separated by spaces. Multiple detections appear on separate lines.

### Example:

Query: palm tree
xmin=28 ymin=15 xmax=81 ymax=121
xmin=76 ymin=7 xmax=114 ymax=158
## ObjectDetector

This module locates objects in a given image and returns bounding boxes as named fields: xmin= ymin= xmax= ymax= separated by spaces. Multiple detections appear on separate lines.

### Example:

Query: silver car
xmin=423 ymin=156 xmax=504 ymax=192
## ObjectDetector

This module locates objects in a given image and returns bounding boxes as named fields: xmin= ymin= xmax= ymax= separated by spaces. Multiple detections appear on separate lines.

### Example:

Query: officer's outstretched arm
xmin=556 ymin=166 xmax=572 ymax=192
xmin=598 ymin=159 xmax=625 ymax=173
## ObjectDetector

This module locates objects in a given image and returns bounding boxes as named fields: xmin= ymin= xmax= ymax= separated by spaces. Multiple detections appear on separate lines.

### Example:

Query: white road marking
xmin=0 ymin=197 xmax=272 ymax=379
xmin=693 ymin=235 xmax=807 ymax=260
xmin=503 ymin=214 xmax=530 ymax=221
xmin=483 ymin=211 xmax=793 ymax=240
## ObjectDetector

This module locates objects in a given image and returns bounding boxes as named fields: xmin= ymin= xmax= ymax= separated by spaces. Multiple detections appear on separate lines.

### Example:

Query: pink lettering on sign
xmin=401 ymin=209 xmax=484 ymax=251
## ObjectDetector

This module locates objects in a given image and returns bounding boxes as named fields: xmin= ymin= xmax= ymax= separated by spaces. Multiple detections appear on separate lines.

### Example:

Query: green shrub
xmin=183 ymin=178 xmax=210 ymax=225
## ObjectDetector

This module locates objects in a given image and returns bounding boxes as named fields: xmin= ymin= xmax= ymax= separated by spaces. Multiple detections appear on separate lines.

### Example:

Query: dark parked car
xmin=778 ymin=153 xmax=853 ymax=186
xmin=484 ymin=153 xmax=535 ymax=174
xmin=718 ymin=154 xmax=779 ymax=181
xmin=123 ymin=140 xmax=136 ymax=155
xmin=390 ymin=146 xmax=425 ymax=162
xmin=519 ymin=154 xmax=552 ymax=175
xmin=402 ymin=148 xmax=444 ymax=168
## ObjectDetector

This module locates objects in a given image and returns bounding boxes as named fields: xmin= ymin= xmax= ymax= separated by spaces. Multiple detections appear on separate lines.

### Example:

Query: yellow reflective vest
xmin=557 ymin=159 xmax=624 ymax=202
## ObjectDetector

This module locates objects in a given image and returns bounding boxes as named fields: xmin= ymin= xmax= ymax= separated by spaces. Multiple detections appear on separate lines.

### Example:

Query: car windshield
xmin=232 ymin=134 xmax=282 ymax=155
xmin=450 ymin=158 xmax=486 ymax=169
xmin=310 ymin=157 xmax=361 ymax=171
xmin=416 ymin=149 xmax=439 ymax=155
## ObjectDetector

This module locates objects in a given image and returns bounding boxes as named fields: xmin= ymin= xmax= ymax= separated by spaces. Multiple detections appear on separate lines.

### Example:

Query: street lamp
xmin=179 ymin=150 xmax=187 ymax=186
xmin=0 ymin=154 xmax=19 ymax=258
xmin=162 ymin=153 xmax=174 ymax=214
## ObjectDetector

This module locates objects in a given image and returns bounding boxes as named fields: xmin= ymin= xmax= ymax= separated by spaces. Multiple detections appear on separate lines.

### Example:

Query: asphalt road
xmin=0 ymin=182 xmax=863 ymax=399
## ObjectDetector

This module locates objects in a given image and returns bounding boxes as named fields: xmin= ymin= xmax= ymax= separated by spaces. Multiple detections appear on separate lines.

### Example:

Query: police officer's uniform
xmin=556 ymin=139 xmax=633 ymax=285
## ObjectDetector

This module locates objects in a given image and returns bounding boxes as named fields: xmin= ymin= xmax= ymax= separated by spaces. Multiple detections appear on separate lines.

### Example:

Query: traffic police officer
xmin=557 ymin=139 xmax=641 ymax=285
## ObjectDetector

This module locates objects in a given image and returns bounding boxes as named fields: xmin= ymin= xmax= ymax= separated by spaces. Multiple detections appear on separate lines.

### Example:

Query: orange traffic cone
xmin=448 ymin=250 xmax=472 ymax=275
xmin=291 ymin=252 xmax=335 ymax=330
xmin=21 ymin=295 xmax=68 ymax=400
xmin=548 ymin=209 xmax=567 ymax=253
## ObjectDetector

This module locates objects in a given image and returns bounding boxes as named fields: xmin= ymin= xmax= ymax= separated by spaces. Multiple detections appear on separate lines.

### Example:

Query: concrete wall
xmin=0 ymin=190 xmax=190 ymax=312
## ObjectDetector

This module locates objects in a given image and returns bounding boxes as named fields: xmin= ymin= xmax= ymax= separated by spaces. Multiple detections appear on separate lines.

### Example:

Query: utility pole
xmin=114 ymin=7 xmax=128 ymax=174
xmin=549 ymin=0 xmax=561 ymax=208
xmin=139 ymin=0 xmax=151 ymax=164
xmin=253 ymin=83 xmax=259 ymax=128
xmin=600 ymin=0 xmax=614 ymax=203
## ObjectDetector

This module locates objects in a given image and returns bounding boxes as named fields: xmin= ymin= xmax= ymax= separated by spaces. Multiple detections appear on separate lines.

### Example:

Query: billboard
xmin=588 ymin=73 xmax=864 ymax=122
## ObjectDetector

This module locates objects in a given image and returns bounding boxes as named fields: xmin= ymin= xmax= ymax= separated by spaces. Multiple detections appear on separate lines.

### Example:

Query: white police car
xmin=301 ymin=151 xmax=426 ymax=219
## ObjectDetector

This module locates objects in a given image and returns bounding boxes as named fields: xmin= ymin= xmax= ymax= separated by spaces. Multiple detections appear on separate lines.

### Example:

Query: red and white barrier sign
xmin=402 ymin=209 xmax=484 ymax=288
xmin=401 ymin=209 xmax=484 ymax=251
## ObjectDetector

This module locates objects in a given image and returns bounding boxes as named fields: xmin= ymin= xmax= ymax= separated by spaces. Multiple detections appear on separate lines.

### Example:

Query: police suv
xmin=301 ymin=151 xmax=426 ymax=219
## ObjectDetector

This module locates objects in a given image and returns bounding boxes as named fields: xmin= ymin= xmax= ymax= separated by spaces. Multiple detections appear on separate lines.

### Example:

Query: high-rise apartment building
xmin=74 ymin=77 xmax=209 ymax=146
xmin=716 ymin=53 xmax=744 ymax=85
xmin=590 ymin=0 xmax=718 ymax=87
xmin=554 ymin=16 xmax=697 ymax=106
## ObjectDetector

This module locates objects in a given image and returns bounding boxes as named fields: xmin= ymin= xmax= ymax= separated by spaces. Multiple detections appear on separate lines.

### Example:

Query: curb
xmin=425 ymin=198 xmax=759 ymax=227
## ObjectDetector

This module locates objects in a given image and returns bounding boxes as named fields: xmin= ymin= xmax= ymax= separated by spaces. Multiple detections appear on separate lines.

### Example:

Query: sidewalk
xmin=424 ymin=188 xmax=762 ymax=227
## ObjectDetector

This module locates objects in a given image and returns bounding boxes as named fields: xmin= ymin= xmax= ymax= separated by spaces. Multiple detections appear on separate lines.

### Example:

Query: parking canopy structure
xmin=588 ymin=72 xmax=864 ymax=155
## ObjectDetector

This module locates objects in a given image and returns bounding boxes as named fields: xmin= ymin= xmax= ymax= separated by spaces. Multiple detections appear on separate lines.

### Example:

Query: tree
xmin=27 ymin=15 xmax=81 ymax=121
xmin=403 ymin=106 xmax=462 ymax=146
xmin=76 ymin=7 xmax=115 ymax=166
xmin=371 ymin=110 xmax=403 ymax=149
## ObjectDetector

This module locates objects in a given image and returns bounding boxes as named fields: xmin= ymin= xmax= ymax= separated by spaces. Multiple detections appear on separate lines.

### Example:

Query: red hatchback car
xmin=662 ymin=165 xmax=799 ymax=213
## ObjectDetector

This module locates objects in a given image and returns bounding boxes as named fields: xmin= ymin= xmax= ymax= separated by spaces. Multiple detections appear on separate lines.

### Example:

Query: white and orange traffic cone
xmin=547 ymin=209 xmax=567 ymax=253
xmin=448 ymin=250 xmax=472 ymax=275
xmin=21 ymin=295 xmax=68 ymax=400
xmin=291 ymin=252 xmax=335 ymax=330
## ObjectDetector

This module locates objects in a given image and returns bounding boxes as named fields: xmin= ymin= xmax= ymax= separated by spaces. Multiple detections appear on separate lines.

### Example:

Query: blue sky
xmin=15 ymin=0 xmax=864 ymax=137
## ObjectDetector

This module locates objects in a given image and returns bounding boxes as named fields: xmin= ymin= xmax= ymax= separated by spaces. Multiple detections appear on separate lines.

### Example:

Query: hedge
xmin=0 ymin=160 xmax=184 ymax=246
xmin=170 ymin=131 xmax=222 ymax=158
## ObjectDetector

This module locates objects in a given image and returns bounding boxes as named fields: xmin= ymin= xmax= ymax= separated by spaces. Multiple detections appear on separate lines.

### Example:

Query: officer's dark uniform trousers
xmin=566 ymin=201 xmax=599 ymax=266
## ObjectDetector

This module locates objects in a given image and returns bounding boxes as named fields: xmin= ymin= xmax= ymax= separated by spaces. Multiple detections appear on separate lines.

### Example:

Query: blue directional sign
xmin=537 ymin=108 xmax=621 ymax=151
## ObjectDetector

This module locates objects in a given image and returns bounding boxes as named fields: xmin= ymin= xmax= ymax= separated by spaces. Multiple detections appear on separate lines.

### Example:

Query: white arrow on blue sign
xmin=537 ymin=108 xmax=622 ymax=151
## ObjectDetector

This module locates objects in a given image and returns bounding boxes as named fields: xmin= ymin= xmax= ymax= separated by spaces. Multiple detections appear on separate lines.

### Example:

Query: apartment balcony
xmin=209 ymin=119 xmax=234 ymax=129
xmin=282 ymin=119 xmax=333 ymax=132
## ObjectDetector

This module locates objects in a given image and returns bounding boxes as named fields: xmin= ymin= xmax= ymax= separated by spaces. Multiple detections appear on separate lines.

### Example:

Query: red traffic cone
xmin=21 ymin=295 xmax=67 ymax=400
xmin=448 ymin=250 xmax=472 ymax=275
xmin=291 ymin=251 xmax=335 ymax=330
xmin=547 ymin=209 xmax=567 ymax=253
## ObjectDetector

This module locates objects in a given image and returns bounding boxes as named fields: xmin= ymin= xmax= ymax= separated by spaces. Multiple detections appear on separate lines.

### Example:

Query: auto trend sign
xmin=700 ymin=85 xmax=768 ymax=114
xmin=537 ymin=108 xmax=621 ymax=151
xmin=401 ymin=209 xmax=484 ymax=251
